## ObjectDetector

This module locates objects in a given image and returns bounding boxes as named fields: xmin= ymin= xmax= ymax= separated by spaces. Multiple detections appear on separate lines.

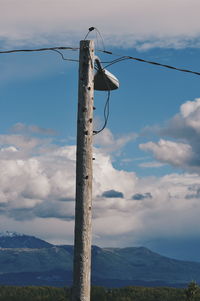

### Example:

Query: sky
xmin=1 ymin=0 xmax=200 ymax=262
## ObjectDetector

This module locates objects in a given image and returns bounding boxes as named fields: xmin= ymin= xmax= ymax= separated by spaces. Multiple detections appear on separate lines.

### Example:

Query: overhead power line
xmin=0 ymin=46 xmax=80 ymax=63
xmin=0 ymin=44 xmax=200 ymax=77
xmin=0 ymin=46 xmax=78 ymax=54
xmin=97 ymin=50 xmax=200 ymax=77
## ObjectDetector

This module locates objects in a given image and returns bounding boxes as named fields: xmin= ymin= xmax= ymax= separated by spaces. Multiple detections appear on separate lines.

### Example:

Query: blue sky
xmin=1 ymin=0 xmax=200 ymax=262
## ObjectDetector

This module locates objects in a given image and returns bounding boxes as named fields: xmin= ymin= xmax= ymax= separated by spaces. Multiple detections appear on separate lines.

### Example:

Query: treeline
xmin=0 ymin=282 xmax=200 ymax=301
xmin=91 ymin=284 xmax=200 ymax=301
xmin=0 ymin=286 xmax=69 ymax=301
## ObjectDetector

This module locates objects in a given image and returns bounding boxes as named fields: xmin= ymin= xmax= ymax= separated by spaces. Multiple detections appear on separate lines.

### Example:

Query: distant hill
xmin=0 ymin=231 xmax=52 ymax=249
xmin=0 ymin=232 xmax=200 ymax=287
xmin=91 ymin=246 xmax=200 ymax=285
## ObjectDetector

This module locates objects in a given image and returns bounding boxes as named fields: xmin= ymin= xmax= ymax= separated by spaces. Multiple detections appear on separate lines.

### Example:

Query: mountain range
xmin=0 ymin=231 xmax=199 ymax=287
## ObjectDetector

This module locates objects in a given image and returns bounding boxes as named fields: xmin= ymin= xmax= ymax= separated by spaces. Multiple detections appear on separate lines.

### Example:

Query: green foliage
xmin=0 ymin=283 xmax=200 ymax=301
xmin=0 ymin=286 xmax=69 ymax=301
xmin=185 ymin=281 xmax=200 ymax=301
xmin=91 ymin=286 xmax=107 ymax=301
xmin=103 ymin=286 xmax=184 ymax=301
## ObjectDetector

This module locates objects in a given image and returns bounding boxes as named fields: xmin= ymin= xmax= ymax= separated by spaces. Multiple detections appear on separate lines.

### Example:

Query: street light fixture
xmin=94 ymin=56 xmax=120 ymax=91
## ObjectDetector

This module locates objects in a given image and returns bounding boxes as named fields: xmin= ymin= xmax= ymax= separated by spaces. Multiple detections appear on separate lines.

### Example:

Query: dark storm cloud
xmin=132 ymin=192 xmax=152 ymax=200
xmin=0 ymin=198 xmax=75 ymax=222
xmin=102 ymin=190 xmax=124 ymax=198
xmin=8 ymin=208 xmax=35 ymax=221
xmin=32 ymin=201 xmax=75 ymax=220
xmin=58 ymin=197 xmax=74 ymax=202
xmin=186 ymin=184 xmax=200 ymax=199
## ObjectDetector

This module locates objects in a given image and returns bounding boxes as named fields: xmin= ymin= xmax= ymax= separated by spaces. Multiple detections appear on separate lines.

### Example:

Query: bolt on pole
xmin=72 ymin=40 xmax=94 ymax=301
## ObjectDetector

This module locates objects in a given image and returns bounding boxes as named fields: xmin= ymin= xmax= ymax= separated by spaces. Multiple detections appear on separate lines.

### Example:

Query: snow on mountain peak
xmin=0 ymin=231 xmax=24 ymax=238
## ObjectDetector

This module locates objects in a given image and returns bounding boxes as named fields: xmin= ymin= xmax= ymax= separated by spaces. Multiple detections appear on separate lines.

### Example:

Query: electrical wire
xmin=94 ymin=28 xmax=105 ymax=52
xmin=0 ymin=46 xmax=78 ymax=54
xmin=97 ymin=49 xmax=200 ymax=77
xmin=95 ymin=30 xmax=99 ymax=50
xmin=94 ymin=50 xmax=200 ymax=134
xmin=84 ymin=27 xmax=105 ymax=51
xmin=0 ymin=44 xmax=200 ymax=77
xmin=103 ymin=56 xmax=130 ymax=69
xmin=93 ymin=59 xmax=112 ymax=135
xmin=1 ymin=40 xmax=200 ymax=135
xmin=93 ymin=90 xmax=111 ymax=135
xmin=51 ymin=49 xmax=79 ymax=62
xmin=84 ymin=27 xmax=95 ymax=40
xmin=0 ymin=46 xmax=80 ymax=63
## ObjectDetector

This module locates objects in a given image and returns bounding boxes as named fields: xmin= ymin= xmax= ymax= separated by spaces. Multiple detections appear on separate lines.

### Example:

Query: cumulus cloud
xmin=160 ymin=98 xmax=200 ymax=138
xmin=0 ymin=126 xmax=138 ymax=223
xmin=94 ymin=128 xmax=137 ymax=154
xmin=0 ymin=133 xmax=77 ymax=220
xmin=140 ymin=139 xmax=193 ymax=168
xmin=93 ymin=148 xmax=137 ymax=199
xmin=2 ymin=123 xmax=200 ymax=252
xmin=140 ymin=98 xmax=200 ymax=173
xmin=1 ymin=0 xmax=200 ymax=49
xmin=93 ymin=171 xmax=200 ymax=248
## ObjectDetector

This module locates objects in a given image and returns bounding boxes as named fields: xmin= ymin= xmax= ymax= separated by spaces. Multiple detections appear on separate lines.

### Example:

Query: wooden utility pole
xmin=72 ymin=40 xmax=94 ymax=301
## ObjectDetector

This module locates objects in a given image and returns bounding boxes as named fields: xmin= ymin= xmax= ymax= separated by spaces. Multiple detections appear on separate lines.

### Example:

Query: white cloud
xmin=11 ymin=123 xmax=57 ymax=136
xmin=92 ymin=172 xmax=200 ymax=247
xmin=139 ymin=98 xmax=200 ymax=173
xmin=159 ymin=98 xmax=200 ymax=139
xmin=1 ymin=0 xmax=200 ymax=49
xmin=0 ymin=128 xmax=137 ymax=220
xmin=139 ymin=161 xmax=166 ymax=168
xmin=0 ymin=215 xmax=75 ymax=245
xmin=180 ymin=98 xmax=200 ymax=133
xmin=140 ymin=139 xmax=193 ymax=168
xmin=93 ymin=148 xmax=138 ymax=199
xmin=1 ymin=124 xmax=200 ymax=249
xmin=94 ymin=128 xmax=137 ymax=154
xmin=0 ymin=146 xmax=18 ymax=153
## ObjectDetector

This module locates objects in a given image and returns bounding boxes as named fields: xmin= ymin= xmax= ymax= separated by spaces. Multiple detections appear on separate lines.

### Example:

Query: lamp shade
xmin=94 ymin=69 xmax=120 ymax=91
